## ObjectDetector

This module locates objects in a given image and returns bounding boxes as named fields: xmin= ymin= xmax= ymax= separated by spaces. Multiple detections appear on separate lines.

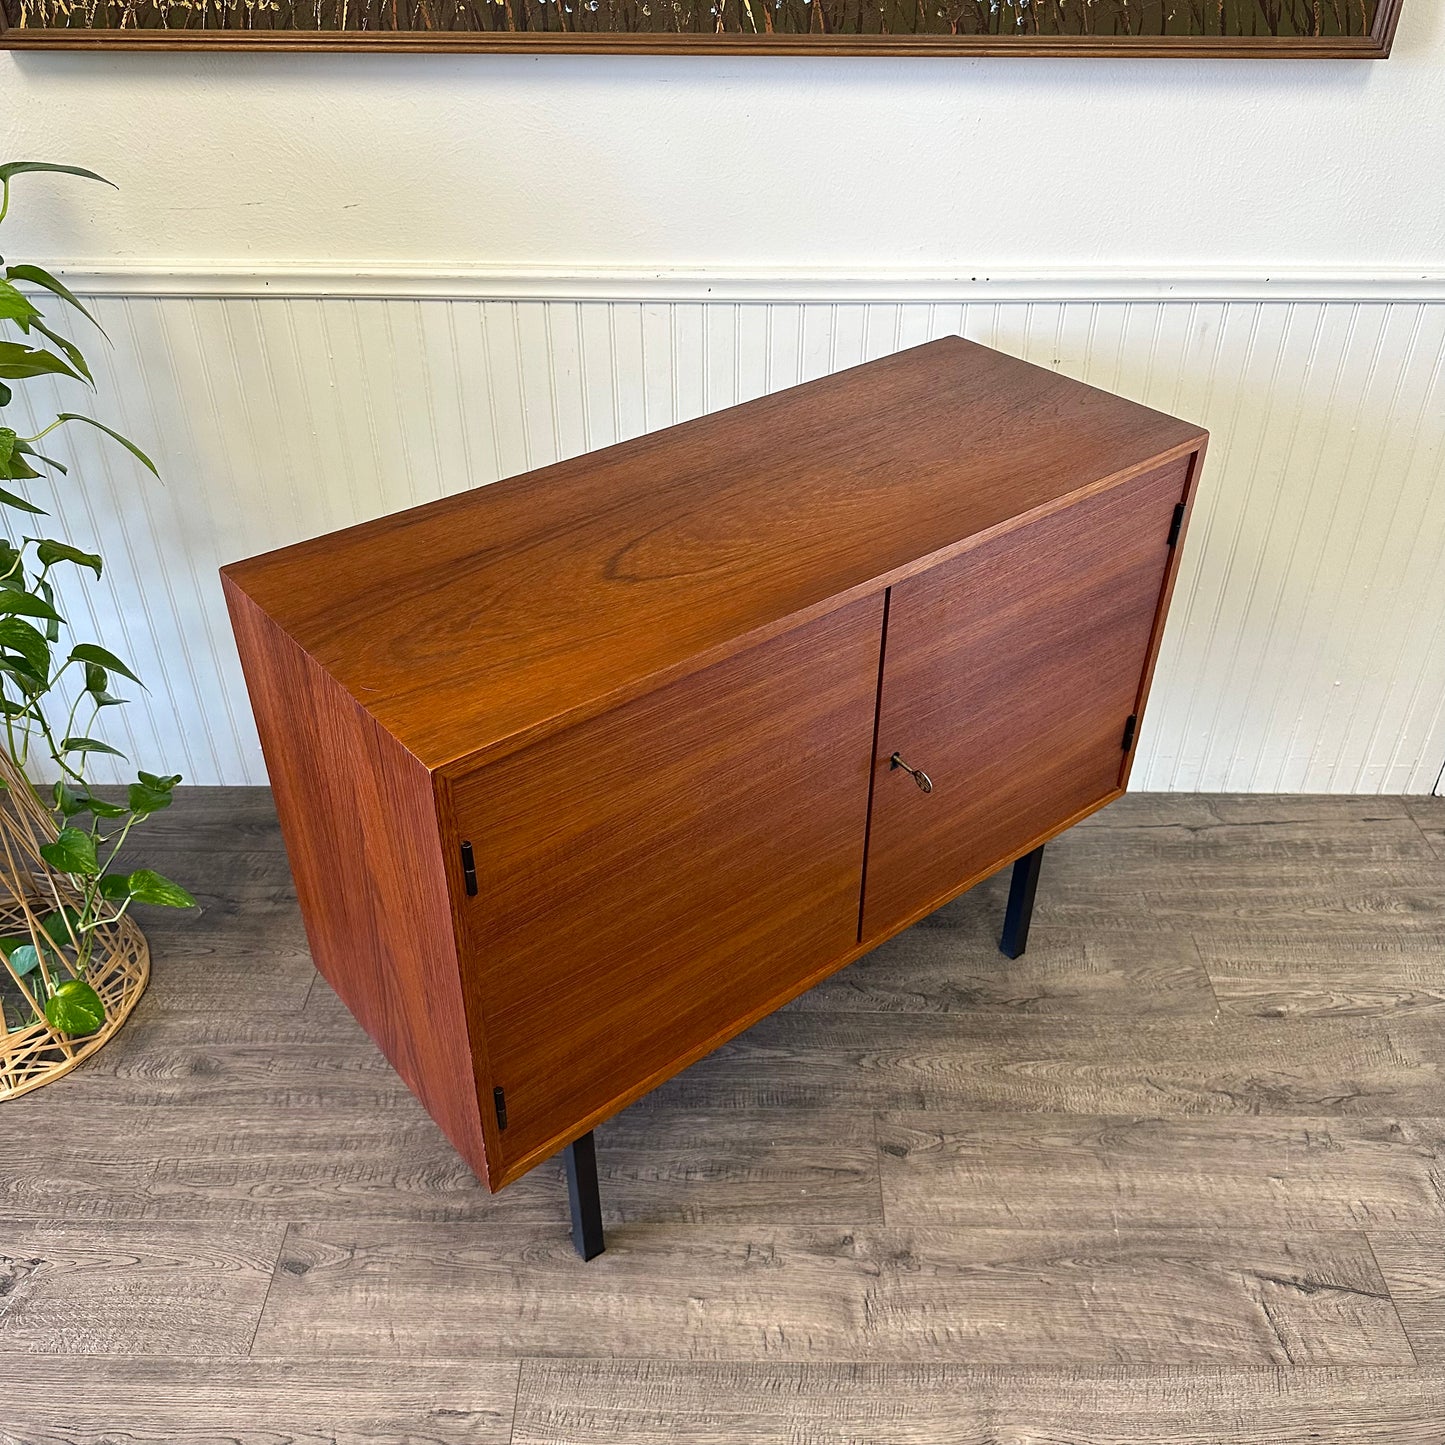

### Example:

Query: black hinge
xmin=460 ymin=840 xmax=478 ymax=897
xmin=493 ymin=1086 xmax=509 ymax=1131
xmin=1121 ymin=714 xmax=1138 ymax=752
xmin=1167 ymin=502 xmax=1186 ymax=548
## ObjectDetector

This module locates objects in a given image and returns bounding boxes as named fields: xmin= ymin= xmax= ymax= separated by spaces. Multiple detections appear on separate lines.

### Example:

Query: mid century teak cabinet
xmin=223 ymin=336 xmax=1208 ymax=1252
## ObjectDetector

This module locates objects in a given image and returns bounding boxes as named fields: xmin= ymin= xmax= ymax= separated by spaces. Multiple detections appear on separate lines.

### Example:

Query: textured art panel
xmin=0 ymin=0 xmax=1404 ymax=53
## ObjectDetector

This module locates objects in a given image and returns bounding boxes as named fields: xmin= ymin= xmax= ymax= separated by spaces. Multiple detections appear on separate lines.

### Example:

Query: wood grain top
xmin=221 ymin=336 xmax=1206 ymax=772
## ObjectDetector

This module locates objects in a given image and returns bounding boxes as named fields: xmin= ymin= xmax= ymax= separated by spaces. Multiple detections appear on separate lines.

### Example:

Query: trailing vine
xmin=0 ymin=160 xmax=194 ymax=1040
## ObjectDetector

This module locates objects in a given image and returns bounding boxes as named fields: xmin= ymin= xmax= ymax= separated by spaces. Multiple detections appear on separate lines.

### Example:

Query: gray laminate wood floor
xmin=4 ymin=789 xmax=1445 ymax=1443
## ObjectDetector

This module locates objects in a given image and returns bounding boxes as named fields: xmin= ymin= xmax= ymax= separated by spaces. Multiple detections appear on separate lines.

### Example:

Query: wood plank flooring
xmin=3 ymin=789 xmax=1445 ymax=1441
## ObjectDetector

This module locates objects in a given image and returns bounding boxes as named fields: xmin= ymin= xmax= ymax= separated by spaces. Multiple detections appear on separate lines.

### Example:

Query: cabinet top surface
xmin=223 ymin=336 xmax=1205 ymax=771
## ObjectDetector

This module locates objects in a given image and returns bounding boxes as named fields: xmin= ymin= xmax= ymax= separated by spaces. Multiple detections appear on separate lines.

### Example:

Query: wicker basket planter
xmin=0 ymin=750 xmax=150 ymax=1101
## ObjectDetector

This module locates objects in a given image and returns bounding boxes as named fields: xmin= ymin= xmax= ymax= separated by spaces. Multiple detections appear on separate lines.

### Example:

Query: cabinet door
xmin=450 ymin=595 xmax=884 ymax=1182
xmin=861 ymin=460 xmax=1188 ymax=942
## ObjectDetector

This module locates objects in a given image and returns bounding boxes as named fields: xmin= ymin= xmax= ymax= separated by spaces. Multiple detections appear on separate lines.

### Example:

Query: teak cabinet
xmin=223 ymin=337 xmax=1208 ymax=1251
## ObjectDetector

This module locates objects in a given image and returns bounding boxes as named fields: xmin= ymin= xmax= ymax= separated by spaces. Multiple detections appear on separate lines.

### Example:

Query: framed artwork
xmin=0 ymin=0 xmax=1404 ymax=55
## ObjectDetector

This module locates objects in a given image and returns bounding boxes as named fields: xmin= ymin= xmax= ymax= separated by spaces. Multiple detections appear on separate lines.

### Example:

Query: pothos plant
xmin=0 ymin=160 xmax=195 ymax=1041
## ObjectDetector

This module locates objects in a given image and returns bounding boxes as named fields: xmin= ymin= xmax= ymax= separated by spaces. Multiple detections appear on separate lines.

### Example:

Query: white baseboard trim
xmin=33 ymin=263 xmax=1445 ymax=304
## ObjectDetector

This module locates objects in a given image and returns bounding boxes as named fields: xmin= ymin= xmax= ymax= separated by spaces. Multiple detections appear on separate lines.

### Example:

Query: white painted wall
xmin=1 ymin=8 xmax=1443 ymax=272
xmin=5 ymin=291 xmax=1445 ymax=794
xmin=0 ymin=6 xmax=1443 ymax=794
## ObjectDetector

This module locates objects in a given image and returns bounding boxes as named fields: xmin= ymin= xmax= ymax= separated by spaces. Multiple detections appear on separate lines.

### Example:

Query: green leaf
xmin=70 ymin=644 xmax=142 ymax=687
xmin=0 ymin=453 xmax=42 ymax=480
xmin=53 ymin=781 xmax=127 ymax=818
xmin=39 ymin=825 xmax=99 ymax=877
xmin=0 ymin=914 xmax=79 ymax=983
xmin=0 ymin=485 xmax=46 ymax=514
xmin=0 ymin=656 xmax=45 ymax=694
xmin=83 ymin=667 xmax=129 ymax=709
xmin=60 ymin=736 xmax=126 ymax=761
xmin=52 ymin=779 xmax=87 ymax=816
xmin=0 ymin=590 xmax=61 ymax=623
xmin=84 ymin=796 xmax=129 ymax=818
xmin=0 ymin=429 xmax=12 ymax=472
xmin=0 ymin=449 xmax=63 ymax=482
xmin=0 ymin=161 xmax=115 ymax=187
xmin=6 ymin=942 xmax=41 ymax=977
xmin=124 ymin=868 xmax=195 ymax=909
xmin=0 ymin=382 xmax=10 ymax=406
xmin=52 ymin=416 xmax=157 ymax=476
xmin=98 ymin=872 xmax=132 ymax=901
xmin=39 ymin=907 xmax=81 ymax=950
xmin=44 ymin=978 xmax=106 ymax=1036
xmin=29 ymin=321 xmax=93 ymax=386
xmin=14 ymin=441 xmax=68 ymax=476
xmin=137 ymin=771 xmax=181 ymax=792
xmin=3 ymin=260 xmax=106 ymax=335
xmin=35 ymin=540 xmax=102 ymax=578
xmin=36 ymin=576 xmax=59 ymax=644
xmin=128 ymin=781 xmax=173 ymax=817
xmin=0 ymin=279 xmax=41 ymax=331
xmin=0 ymin=616 xmax=49 ymax=678
xmin=0 ymin=340 xmax=85 ymax=384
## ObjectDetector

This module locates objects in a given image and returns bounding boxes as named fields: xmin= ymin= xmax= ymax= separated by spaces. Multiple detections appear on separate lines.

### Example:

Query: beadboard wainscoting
xmin=7 ymin=283 xmax=1445 ymax=795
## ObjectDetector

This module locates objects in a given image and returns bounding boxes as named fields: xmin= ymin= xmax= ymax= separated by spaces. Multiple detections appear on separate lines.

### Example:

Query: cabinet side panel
xmin=1120 ymin=441 xmax=1208 ymax=791
xmin=223 ymin=578 xmax=491 ymax=1185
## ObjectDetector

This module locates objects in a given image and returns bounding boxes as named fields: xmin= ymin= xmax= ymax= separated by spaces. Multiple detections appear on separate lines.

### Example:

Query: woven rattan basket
xmin=0 ymin=750 xmax=150 ymax=1101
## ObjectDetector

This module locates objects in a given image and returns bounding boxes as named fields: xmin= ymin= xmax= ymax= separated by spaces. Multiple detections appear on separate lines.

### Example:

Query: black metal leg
xmin=999 ymin=844 xmax=1045 ymax=960
xmin=563 ymin=1130 xmax=605 ymax=1261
